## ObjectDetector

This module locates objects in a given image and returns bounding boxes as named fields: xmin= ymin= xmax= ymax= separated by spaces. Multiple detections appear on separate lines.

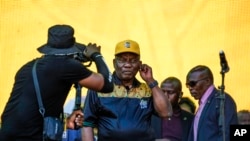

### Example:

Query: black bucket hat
xmin=37 ymin=24 xmax=86 ymax=55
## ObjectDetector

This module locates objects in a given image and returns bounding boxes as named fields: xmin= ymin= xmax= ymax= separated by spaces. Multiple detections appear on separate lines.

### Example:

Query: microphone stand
xmin=218 ymin=69 xmax=227 ymax=141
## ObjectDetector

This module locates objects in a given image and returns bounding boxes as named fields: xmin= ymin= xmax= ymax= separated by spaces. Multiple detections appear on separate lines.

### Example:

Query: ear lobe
xmin=179 ymin=92 xmax=183 ymax=97
xmin=113 ymin=59 xmax=117 ymax=68
xmin=139 ymin=60 xmax=142 ymax=65
xmin=205 ymin=78 xmax=211 ymax=86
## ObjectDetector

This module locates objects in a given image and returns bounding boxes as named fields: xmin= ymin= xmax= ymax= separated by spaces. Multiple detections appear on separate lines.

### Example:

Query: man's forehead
xmin=161 ymin=82 xmax=175 ymax=89
xmin=116 ymin=52 xmax=140 ymax=58
xmin=188 ymin=71 xmax=205 ymax=79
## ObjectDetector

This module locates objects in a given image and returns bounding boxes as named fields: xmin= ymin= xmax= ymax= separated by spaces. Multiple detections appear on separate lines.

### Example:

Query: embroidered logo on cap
xmin=124 ymin=41 xmax=131 ymax=48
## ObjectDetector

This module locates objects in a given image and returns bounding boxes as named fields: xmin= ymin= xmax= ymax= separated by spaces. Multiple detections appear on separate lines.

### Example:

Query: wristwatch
xmin=148 ymin=80 xmax=158 ymax=89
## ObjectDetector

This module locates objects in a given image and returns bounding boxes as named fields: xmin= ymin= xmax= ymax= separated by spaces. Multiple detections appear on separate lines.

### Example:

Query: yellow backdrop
xmin=1 ymin=0 xmax=250 ymax=116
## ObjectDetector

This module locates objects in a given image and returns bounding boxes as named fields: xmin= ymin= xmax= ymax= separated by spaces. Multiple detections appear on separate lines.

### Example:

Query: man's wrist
xmin=91 ymin=52 xmax=102 ymax=60
xmin=148 ymin=80 xmax=158 ymax=89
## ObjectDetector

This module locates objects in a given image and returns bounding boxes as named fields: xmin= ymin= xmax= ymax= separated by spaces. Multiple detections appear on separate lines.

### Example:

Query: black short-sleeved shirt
xmin=0 ymin=55 xmax=92 ymax=140
xmin=83 ymin=74 xmax=155 ymax=141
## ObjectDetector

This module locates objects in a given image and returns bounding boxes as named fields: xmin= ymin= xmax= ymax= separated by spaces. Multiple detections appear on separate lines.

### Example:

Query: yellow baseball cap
xmin=115 ymin=39 xmax=140 ymax=55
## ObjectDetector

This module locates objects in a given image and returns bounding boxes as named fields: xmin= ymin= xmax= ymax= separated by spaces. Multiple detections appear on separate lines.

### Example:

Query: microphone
xmin=219 ymin=50 xmax=230 ymax=73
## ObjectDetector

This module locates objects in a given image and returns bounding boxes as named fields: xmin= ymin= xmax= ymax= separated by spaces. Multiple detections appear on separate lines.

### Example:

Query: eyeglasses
xmin=116 ymin=58 xmax=139 ymax=66
xmin=186 ymin=77 xmax=208 ymax=88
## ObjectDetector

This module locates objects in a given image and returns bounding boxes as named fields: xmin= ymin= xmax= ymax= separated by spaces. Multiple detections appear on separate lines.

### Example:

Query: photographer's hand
xmin=83 ymin=43 xmax=101 ymax=59
xmin=66 ymin=110 xmax=84 ymax=129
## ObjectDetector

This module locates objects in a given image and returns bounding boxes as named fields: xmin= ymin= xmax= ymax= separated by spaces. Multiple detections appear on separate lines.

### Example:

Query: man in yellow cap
xmin=81 ymin=39 xmax=173 ymax=141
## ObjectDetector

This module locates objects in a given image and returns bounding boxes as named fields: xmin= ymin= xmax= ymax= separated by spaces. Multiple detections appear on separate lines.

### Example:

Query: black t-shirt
xmin=1 ymin=55 xmax=92 ymax=139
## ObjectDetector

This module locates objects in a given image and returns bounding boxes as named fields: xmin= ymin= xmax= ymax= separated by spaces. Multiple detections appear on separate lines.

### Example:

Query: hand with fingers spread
xmin=83 ymin=43 xmax=101 ymax=59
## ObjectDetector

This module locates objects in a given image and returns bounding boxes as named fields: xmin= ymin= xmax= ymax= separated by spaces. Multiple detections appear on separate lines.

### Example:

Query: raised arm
xmin=139 ymin=64 xmax=173 ymax=118
xmin=78 ymin=43 xmax=113 ymax=93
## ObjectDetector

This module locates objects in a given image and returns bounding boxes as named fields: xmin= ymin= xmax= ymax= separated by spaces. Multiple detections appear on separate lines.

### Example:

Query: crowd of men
xmin=1 ymin=24 xmax=248 ymax=141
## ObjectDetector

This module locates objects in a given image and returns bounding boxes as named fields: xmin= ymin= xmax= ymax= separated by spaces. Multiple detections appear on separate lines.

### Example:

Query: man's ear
xmin=138 ymin=61 xmax=142 ymax=70
xmin=205 ymin=78 xmax=211 ymax=86
xmin=179 ymin=91 xmax=183 ymax=98
xmin=113 ymin=59 xmax=116 ymax=68
xmin=178 ymin=92 xmax=183 ymax=102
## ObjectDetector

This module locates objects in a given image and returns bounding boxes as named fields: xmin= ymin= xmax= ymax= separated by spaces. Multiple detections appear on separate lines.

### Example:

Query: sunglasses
xmin=186 ymin=77 xmax=208 ymax=88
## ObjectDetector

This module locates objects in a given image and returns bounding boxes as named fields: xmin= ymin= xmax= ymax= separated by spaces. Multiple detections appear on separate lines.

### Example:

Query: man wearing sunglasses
xmin=186 ymin=65 xmax=238 ymax=141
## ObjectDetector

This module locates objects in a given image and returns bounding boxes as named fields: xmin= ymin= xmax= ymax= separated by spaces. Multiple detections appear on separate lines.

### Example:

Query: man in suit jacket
xmin=151 ymin=77 xmax=194 ymax=141
xmin=185 ymin=65 xmax=238 ymax=141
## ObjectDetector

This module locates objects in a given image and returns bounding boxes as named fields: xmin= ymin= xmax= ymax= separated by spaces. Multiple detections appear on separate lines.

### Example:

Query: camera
xmin=74 ymin=45 xmax=92 ymax=67
xmin=73 ymin=52 xmax=92 ymax=67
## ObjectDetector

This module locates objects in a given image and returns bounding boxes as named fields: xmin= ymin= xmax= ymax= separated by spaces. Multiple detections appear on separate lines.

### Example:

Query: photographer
xmin=0 ymin=24 xmax=113 ymax=141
